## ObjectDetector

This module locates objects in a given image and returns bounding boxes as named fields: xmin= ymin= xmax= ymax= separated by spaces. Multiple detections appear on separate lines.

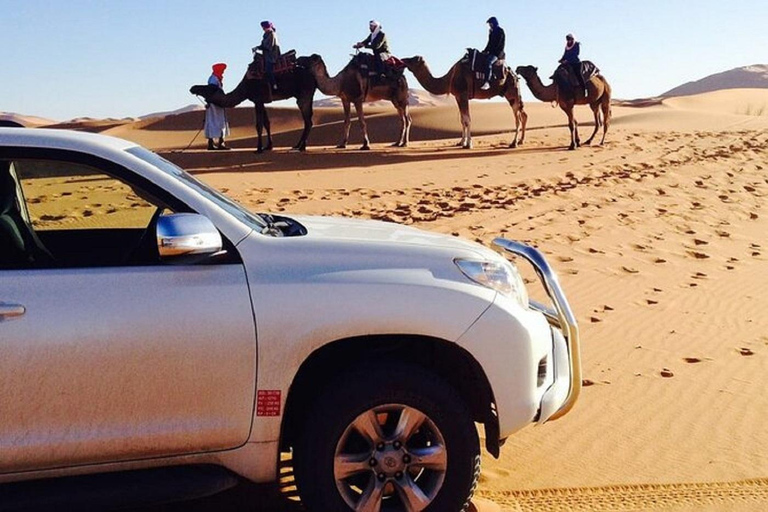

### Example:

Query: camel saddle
xmin=463 ymin=48 xmax=507 ymax=84
xmin=352 ymin=53 xmax=405 ymax=85
xmin=551 ymin=60 xmax=600 ymax=91
xmin=248 ymin=50 xmax=298 ymax=79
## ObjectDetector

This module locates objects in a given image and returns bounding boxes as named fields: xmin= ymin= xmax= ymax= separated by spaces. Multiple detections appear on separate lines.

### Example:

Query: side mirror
xmin=157 ymin=213 xmax=223 ymax=260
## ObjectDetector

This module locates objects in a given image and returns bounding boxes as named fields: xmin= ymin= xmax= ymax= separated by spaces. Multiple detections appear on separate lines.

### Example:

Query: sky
xmin=2 ymin=0 xmax=767 ymax=120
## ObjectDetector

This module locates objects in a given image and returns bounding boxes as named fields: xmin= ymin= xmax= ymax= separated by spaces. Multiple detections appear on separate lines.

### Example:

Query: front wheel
xmin=293 ymin=364 xmax=481 ymax=512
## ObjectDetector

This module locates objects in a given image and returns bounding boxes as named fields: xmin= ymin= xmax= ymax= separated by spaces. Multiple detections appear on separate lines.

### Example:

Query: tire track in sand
xmin=477 ymin=478 xmax=768 ymax=511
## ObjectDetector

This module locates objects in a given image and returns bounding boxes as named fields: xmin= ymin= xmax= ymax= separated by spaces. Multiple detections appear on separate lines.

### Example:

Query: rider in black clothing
xmin=559 ymin=33 xmax=587 ymax=96
xmin=481 ymin=17 xmax=506 ymax=90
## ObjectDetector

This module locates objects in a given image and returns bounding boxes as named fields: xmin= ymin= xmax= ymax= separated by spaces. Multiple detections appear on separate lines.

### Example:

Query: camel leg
xmin=584 ymin=103 xmax=601 ymax=146
xmin=518 ymin=107 xmax=528 ymax=146
xmin=563 ymin=105 xmax=577 ymax=151
xmin=262 ymin=105 xmax=273 ymax=151
xmin=507 ymin=99 xmax=520 ymax=148
xmin=337 ymin=100 xmax=351 ymax=149
xmin=403 ymin=105 xmax=412 ymax=147
xmin=354 ymin=100 xmax=370 ymax=150
xmin=293 ymin=95 xmax=313 ymax=151
xmin=254 ymin=104 xmax=265 ymax=154
xmin=393 ymin=103 xmax=412 ymax=147
xmin=599 ymin=97 xmax=611 ymax=146
xmin=457 ymin=96 xmax=472 ymax=149
xmin=393 ymin=103 xmax=406 ymax=147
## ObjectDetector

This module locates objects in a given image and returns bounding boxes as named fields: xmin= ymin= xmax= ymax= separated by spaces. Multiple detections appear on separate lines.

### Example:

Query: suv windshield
xmin=126 ymin=146 xmax=267 ymax=230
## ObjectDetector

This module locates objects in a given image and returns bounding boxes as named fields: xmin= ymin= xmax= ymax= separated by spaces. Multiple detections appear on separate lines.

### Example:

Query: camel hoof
xmin=568 ymin=145 xmax=576 ymax=151
xmin=255 ymin=148 xmax=265 ymax=154
xmin=336 ymin=144 xmax=347 ymax=149
xmin=360 ymin=145 xmax=371 ymax=151
xmin=509 ymin=142 xmax=517 ymax=149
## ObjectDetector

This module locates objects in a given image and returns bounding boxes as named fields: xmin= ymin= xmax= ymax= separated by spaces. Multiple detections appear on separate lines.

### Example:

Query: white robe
xmin=204 ymin=75 xmax=230 ymax=139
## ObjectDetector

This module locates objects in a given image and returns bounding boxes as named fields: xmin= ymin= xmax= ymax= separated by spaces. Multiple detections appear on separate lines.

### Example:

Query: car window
xmin=0 ymin=158 xmax=174 ymax=269
xmin=13 ymin=159 xmax=157 ymax=231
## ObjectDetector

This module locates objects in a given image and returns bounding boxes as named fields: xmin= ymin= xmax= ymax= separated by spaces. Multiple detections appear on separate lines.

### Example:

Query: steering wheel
xmin=121 ymin=206 xmax=164 ymax=266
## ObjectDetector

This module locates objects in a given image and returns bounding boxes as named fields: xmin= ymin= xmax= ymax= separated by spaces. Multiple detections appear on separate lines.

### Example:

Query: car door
xmin=0 ymin=154 xmax=257 ymax=474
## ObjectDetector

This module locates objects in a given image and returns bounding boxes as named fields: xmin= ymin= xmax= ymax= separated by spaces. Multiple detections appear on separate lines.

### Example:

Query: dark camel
xmin=190 ymin=62 xmax=316 ymax=153
xmin=516 ymin=65 xmax=611 ymax=150
xmin=299 ymin=54 xmax=411 ymax=150
xmin=401 ymin=55 xmax=527 ymax=149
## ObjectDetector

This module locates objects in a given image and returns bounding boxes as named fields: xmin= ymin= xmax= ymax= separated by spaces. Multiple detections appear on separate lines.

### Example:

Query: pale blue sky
xmin=2 ymin=0 xmax=766 ymax=120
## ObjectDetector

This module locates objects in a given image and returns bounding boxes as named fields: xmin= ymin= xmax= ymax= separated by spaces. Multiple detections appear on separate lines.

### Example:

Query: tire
xmin=293 ymin=363 xmax=481 ymax=512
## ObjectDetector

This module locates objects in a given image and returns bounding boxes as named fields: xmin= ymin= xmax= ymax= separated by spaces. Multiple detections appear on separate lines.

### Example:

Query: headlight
xmin=455 ymin=258 xmax=529 ymax=308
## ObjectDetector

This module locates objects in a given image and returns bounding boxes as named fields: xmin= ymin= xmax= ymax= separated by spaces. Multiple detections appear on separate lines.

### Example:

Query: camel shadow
xmin=161 ymin=142 xmax=569 ymax=175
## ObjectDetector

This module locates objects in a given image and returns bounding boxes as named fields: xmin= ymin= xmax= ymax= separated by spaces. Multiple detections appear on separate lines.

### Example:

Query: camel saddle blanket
xmin=248 ymin=50 xmax=298 ymax=79
xmin=552 ymin=60 xmax=600 ymax=88
xmin=463 ymin=48 xmax=506 ymax=83
xmin=353 ymin=53 xmax=405 ymax=84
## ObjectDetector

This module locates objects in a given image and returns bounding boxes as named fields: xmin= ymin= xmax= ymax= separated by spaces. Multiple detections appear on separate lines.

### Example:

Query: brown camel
xmin=190 ymin=62 xmax=316 ymax=153
xmin=401 ymin=55 xmax=527 ymax=149
xmin=516 ymin=65 xmax=611 ymax=150
xmin=298 ymin=54 xmax=411 ymax=150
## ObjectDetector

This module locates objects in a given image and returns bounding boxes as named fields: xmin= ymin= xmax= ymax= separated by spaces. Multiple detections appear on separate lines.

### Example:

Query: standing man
xmin=354 ymin=20 xmax=391 ymax=77
xmin=256 ymin=21 xmax=281 ymax=90
xmin=204 ymin=63 xmax=230 ymax=151
xmin=481 ymin=16 xmax=506 ymax=90
xmin=559 ymin=33 xmax=587 ymax=96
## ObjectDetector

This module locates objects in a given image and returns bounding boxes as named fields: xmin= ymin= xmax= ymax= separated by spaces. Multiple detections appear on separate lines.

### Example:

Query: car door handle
xmin=0 ymin=304 xmax=26 ymax=319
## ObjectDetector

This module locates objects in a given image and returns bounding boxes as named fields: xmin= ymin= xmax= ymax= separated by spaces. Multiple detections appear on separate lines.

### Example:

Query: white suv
xmin=0 ymin=128 xmax=580 ymax=511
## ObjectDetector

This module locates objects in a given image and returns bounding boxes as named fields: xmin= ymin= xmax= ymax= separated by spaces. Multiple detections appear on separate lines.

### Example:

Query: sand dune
xmin=663 ymin=64 xmax=768 ymax=97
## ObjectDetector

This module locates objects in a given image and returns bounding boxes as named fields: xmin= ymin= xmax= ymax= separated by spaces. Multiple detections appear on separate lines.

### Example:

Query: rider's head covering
xmin=212 ymin=63 xmax=227 ymax=80
xmin=369 ymin=20 xmax=380 ymax=30
xmin=261 ymin=20 xmax=275 ymax=30
xmin=487 ymin=16 xmax=499 ymax=27
xmin=566 ymin=33 xmax=575 ymax=40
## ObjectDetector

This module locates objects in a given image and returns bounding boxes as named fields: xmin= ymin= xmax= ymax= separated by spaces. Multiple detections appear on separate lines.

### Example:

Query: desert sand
xmin=54 ymin=88 xmax=768 ymax=510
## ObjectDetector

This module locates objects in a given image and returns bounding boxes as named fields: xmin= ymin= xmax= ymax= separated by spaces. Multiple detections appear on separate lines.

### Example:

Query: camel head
xmin=515 ymin=66 xmax=538 ymax=81
xmin=190 ymin=84 xmax=218 ymax=101
xmin=401 ymin=56 xmax=425 ymax=71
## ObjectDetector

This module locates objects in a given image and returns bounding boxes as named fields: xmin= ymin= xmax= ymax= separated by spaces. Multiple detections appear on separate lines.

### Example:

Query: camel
xmin=298 ymin=54 xmax=411 ymax=150
xmin=401 ymin=55 xmax=527 ymax=149
xmin=190 ymin=61 xmax=316 ymax=153
xmin=516 ymin=65 xmax=611 ymax=150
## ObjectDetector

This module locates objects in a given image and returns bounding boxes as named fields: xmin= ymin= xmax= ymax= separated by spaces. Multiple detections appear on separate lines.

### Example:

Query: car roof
xmin=0 ymin=127 xmax=139 ymax=155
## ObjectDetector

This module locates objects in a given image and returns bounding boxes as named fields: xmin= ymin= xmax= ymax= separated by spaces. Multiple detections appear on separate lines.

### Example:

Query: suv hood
xmin=291 ymin=215 xmax=496 ymax=258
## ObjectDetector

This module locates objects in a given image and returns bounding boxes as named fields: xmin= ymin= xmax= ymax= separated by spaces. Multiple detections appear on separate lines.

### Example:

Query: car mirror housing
xmin=157 ymin=213 xmax=223 ymax=260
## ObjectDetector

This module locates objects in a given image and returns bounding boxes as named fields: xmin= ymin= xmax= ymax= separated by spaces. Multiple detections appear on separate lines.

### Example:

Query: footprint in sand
xmin=739 ymin=348 xmax=755 ymax=356
xmin=660 ymin=368 xmax=675 ymax=378
xmin=687 ymin=251 xmax=711 ymax=259
xmin=622 ymin=266 xmax=640 ymax=274
xmin=684 ymin=357 xmax=703 ymax=364
xmin=590 ymin=316 xmax=602 ymax=323
xmin=582 ymin=379 xmax=596 ymax=387
xmin=646 ymin=299 xmax=659 ymax=305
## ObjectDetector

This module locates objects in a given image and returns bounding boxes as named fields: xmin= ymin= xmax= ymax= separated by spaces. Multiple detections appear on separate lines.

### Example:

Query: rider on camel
xmin=560 ymin=33 xmax=587 ymax=97
xmin=354 ymin=20 xmax=391 ymax=77
xmin=481 ymin=17 xmax=506 ymax=90
xmin=255 ymin=21 xmax=281 ymax=90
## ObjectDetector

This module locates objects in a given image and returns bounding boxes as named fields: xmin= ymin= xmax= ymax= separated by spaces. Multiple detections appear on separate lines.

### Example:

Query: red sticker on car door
xmin=257 ymin=390 xmax=282 ymax=416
